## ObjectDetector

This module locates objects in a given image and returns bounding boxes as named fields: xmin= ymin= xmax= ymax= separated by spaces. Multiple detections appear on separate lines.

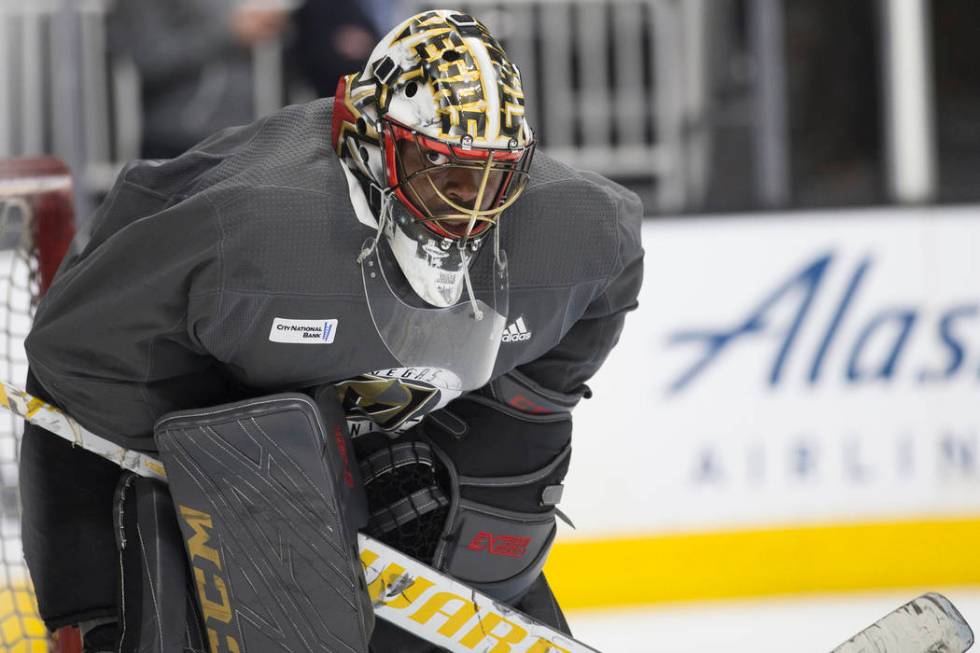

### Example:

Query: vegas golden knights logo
xmin=336 ymin=372 xmax=441 ymax=433
xmin=178 ymin=505 xmax=241 ymax=653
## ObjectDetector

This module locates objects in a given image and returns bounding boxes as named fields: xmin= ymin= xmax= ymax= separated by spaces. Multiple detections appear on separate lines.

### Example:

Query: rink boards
xmin=548 ymin=205 xmax=980 ymax=608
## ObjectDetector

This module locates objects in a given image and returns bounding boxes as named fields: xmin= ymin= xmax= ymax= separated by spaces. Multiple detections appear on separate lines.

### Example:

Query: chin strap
xmin=457 ymin=184 xmax=505 ymax=322
xmin=458 ymin=246 xmax=483 ymax=321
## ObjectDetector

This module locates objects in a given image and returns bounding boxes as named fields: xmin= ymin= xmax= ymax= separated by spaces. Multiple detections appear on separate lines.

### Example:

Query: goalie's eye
xmin=424 ymin=150 xmax=450 ymax=166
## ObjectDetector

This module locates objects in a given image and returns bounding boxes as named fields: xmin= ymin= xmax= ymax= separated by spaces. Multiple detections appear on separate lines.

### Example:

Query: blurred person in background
xmin=289 ymin=0 xmax=380 ymax=98
xmin=108 ymin=0 xmax=292 ymax=159
xmin=360 ymin=0 xmax=399 ymax=35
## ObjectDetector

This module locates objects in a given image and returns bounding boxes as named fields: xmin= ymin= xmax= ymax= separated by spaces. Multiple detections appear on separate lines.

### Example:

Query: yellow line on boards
xmin=544 ymin=517 xmax=980 ymax=610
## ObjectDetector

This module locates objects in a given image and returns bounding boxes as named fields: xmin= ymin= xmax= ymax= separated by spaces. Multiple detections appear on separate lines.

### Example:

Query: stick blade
xmin=831 ymin=593 xmax=974 ymax=653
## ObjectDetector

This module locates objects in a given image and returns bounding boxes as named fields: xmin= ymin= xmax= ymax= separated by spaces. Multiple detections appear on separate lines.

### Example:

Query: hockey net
xmin=0 ymin=157 xmax=76 ymax=652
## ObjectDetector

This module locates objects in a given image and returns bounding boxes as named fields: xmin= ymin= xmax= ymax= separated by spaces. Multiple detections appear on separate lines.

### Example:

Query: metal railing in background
xmin=0 ymin=0 xmax=127 ymax=203
xmin=0 ymin=0 xmax=948 ymax=214
xmin=881 ymin=0 xmax=936 ymax=204
xmin=405 ymin=0 xmax=711 ymax=213
xmin=1 ymin=0 xmax=710 ymax=215
xmin=747 ymin=0 xmax=789 ymax=208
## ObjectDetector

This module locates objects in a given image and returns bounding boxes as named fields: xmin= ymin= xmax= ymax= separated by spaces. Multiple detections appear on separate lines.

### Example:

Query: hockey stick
xmin=832 ymin=592 xmax=974 ymax=653
xmin=5 ymin=381 xmax=975 ymax=653
xmin=0 ymin=381 xmax=598 ymax=653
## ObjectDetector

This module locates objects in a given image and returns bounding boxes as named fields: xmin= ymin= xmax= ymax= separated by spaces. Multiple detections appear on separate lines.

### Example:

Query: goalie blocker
xmin=362 ymin=369 xmax=580 ymax=649
xmin=423 ymin=370 xmax=577 ymax=604
xmin=152 ymin=392 xmax=374 ymax=652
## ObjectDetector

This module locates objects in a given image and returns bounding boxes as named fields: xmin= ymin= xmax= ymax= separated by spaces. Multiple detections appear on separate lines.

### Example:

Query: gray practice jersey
xmin=25 ymin=98 xmax=644 ymax=451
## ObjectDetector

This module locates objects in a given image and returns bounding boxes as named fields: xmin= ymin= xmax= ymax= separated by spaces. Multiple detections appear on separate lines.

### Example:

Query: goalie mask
xmin=332 ymin=10 xmax=533 ymax=390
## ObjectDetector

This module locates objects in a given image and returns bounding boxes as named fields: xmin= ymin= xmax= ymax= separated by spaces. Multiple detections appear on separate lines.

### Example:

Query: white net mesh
xmin=0 ymin=158 xmax=76 ymax=651
xmin=0 ymin=198 xmax=37 ymax=582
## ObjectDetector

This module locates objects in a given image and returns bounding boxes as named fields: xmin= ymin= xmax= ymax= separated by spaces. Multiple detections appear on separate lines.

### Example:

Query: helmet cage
xmin=382 ymin=118 xmax=534 ymax=240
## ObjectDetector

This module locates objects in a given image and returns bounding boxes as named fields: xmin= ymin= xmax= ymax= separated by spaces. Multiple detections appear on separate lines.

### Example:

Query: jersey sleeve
xmin=24 ymin=165 xmax=229 ymax=449
xmin=517 ymin=173 xmax=644 ymax=397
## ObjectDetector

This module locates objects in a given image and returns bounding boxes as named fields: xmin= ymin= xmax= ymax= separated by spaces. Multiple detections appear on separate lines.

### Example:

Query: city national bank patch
xmin=269 ymin=317 xmax=338 ymax=344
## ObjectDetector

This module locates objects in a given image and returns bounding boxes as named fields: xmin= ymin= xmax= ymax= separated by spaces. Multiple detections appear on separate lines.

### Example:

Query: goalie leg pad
xmin=155 ymin=392 xmax=373 ymax=653
xmin=114 ymin=473 xmax=206 ymax=653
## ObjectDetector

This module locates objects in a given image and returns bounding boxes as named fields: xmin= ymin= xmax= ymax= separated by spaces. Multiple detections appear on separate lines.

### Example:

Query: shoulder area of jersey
xmin=510 ymin=150 xmax=645 ymax=229
xmin=123 ymin=99 xmax=339 ymax=196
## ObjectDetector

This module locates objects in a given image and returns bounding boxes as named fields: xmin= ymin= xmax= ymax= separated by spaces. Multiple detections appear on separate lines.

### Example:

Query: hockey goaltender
xmin=21 ymin=10 xmax=643 ymax=652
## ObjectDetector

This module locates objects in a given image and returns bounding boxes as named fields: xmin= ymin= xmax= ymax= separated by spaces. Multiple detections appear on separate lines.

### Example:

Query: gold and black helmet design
xmin=332 ymin=10 xmax=534 ymax=240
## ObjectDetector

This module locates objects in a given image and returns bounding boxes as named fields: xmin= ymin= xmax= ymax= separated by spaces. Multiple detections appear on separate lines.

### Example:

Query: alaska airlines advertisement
xmin=547 ymin=207 xmax=980 ymax=607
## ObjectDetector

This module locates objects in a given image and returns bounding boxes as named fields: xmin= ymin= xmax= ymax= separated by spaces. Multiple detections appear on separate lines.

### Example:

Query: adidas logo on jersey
xmin=502 ymin=316 xmax=532 ymax=343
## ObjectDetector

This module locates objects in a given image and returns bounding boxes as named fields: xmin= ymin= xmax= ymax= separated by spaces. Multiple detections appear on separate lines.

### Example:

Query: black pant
xmin=20 ymin=371 xmax=123 ymax=630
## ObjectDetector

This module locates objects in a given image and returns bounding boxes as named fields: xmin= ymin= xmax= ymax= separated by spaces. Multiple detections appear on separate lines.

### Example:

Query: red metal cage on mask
xmin=381 ymin=118 xmax=534 ymax=240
